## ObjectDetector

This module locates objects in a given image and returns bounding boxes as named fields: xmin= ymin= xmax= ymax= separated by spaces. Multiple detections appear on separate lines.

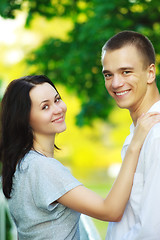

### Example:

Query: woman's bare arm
xmin=57 ymin=112 xmax=160 ymax=221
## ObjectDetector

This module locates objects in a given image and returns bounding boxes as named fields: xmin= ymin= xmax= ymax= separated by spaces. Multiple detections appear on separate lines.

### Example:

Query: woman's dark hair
xmin=0 ymin=75 xmax=60 ymax=198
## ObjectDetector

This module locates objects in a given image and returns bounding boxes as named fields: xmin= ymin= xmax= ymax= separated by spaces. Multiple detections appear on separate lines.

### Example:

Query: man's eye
xmin=123 ymin=71 xmax=131 ymax=75
xmin=104 ymin=73 xmax=112 ymax=79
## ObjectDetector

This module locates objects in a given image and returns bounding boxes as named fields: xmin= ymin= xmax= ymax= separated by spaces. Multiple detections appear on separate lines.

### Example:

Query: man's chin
xmin=116 ymin=103 xmax=129 ymax=109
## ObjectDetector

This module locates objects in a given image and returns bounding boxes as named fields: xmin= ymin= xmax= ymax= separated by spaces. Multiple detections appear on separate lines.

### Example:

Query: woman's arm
xmin=57 ymin=112 xmax=160 ymax=221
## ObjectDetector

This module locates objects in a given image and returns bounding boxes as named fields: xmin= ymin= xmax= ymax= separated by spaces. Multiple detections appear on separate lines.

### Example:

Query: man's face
xmin=102 ymin=45 xmax=152 ymax=114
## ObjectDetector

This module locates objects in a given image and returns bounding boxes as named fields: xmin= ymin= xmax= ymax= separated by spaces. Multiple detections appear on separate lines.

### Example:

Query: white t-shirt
xmin=8 ymin=150 xmax=82 ymax=240
xmin=106 ymin=100 xmax=160 ymax=240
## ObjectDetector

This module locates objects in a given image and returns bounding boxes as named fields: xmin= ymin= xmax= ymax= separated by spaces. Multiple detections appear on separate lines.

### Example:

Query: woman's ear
xmin=147 ymin=64 xmax=156 ymax=84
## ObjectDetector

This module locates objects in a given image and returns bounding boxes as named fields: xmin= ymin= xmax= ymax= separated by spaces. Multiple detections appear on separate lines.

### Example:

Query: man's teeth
xmin=116 ymin=90 xmax=129 ymax=96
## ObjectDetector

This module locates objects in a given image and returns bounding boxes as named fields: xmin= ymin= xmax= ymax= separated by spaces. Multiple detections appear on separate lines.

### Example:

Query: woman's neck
xmin=33 ymin=135 xmax=55 ymax=158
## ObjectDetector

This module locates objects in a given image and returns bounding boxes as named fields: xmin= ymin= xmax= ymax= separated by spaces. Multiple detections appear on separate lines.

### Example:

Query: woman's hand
xmin=132 ymin=112 xmax=160 ymax=149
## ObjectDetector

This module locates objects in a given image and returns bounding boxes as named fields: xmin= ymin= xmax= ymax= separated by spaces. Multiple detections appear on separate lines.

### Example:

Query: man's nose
xmin=112 ymin=75 xmax=124 ymax=89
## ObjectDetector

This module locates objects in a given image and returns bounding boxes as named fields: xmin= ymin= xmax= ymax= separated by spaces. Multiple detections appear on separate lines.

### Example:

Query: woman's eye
xmin=42 ymin=105 xmax=49 ymax=110
xmin=55 ymin=97 xmax=61 ymax=103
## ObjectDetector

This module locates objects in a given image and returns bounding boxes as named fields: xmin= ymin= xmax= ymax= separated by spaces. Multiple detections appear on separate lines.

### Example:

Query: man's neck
xmin=130 ymin=88 xmax=160 ymax=126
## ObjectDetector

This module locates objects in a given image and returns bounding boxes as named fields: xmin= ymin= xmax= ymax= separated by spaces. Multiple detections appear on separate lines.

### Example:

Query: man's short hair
xmin=102 ymin=30 xmax=155 ymax=68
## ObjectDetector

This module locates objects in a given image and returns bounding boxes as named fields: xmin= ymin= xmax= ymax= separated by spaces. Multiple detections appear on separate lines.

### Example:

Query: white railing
xmin=0 ymin=179 xmax=17 ymax=240
xmin=80 ymin=214 xmax=101 ymax=240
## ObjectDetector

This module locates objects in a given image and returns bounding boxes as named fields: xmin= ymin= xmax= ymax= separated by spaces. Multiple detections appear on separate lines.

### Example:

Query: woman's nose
xmin=52 ymin=104 xmax=63 ymax=114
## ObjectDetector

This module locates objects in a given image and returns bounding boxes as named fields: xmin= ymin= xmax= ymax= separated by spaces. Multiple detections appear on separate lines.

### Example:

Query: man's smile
xmin=114 ymin=90 xmax=130 ymax=96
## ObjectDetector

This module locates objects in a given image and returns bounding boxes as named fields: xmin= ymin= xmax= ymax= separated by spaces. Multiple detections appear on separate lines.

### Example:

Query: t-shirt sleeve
xmin=28 ymin=156 xmax=82 ymax=211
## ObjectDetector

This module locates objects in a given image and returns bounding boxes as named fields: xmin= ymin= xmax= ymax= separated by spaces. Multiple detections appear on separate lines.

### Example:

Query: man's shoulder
xmin=143 ymin=122 xmax=160 ymax=148
xmin=148 ymin=122 xmax=160 ymax=137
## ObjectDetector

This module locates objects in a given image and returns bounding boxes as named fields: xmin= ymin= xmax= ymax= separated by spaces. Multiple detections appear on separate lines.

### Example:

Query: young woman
xmin=0 ymin=75 xmax=160 ymax=240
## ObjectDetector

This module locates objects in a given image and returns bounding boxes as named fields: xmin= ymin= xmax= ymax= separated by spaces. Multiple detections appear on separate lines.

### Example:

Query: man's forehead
xmin=102 ymin=45 xmax=141 ymax=64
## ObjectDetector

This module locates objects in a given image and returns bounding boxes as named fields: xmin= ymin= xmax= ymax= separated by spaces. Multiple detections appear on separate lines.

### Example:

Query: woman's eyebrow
xmin=55 ymin=93 xmax=59 ymax=98
xmin=39 ymin=93 xmax=60 ymax=105
xmin=39 ymin=99 xmax=49 ymax=106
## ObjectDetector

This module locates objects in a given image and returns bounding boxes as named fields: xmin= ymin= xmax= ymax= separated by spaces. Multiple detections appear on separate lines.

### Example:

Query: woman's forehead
xmin=29 ymin=83 xmax=57 ymax=103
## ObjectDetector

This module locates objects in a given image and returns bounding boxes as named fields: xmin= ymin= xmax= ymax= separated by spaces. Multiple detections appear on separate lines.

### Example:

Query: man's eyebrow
xmin=102 ymin=70 xmax=110 ymax=74
xmin=102 ymin=67 xmax=134 ymax=74
xmin=119 ymin=67 xmax=134 ymax=70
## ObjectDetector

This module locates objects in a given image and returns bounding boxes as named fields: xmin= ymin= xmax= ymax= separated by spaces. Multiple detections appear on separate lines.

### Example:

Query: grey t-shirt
xmin=8 ymin=150 xmax=82 ymax=240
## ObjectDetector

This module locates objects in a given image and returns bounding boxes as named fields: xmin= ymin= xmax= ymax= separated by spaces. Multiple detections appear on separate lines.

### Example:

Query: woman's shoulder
xmin=19 ymin=150 xmax=65 ymax=172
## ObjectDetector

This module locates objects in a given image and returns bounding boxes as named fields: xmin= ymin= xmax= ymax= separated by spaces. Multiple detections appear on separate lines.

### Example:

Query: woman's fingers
xmin=132 ymin=112 xmax=160 ymax=147
xmin=137 ymin=112 xmax=160 ymax=131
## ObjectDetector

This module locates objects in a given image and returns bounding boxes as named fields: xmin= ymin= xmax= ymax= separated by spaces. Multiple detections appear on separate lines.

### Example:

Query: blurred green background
xmin=0 ymin=0 xmax=160 ymax=239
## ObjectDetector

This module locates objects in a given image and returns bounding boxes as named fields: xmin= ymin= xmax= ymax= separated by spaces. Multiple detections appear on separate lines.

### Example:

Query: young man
xmin=102 ymin=31 xmax=160 ymax=239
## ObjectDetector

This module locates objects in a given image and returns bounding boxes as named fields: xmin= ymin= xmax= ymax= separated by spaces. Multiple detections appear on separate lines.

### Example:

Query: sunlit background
xmin=0 ymin=0 xmax=160 ymax=239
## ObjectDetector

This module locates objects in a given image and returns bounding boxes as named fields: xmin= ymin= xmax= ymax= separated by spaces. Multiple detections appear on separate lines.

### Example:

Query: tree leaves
xmin=1 ymin=0 xmax=160 ymax=125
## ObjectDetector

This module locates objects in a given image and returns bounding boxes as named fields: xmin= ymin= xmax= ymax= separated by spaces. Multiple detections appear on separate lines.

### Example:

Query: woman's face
xmin=29 ymin=82 xmax=67 ymax=137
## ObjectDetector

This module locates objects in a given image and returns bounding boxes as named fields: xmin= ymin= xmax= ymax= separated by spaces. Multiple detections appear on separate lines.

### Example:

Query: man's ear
xmin=147 ymin=64 xmax=156 ymax=84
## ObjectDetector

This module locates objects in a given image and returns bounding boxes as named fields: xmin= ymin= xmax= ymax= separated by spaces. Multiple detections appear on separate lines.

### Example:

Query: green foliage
xmin=1 ymin=0 xmax=160 ymax=125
